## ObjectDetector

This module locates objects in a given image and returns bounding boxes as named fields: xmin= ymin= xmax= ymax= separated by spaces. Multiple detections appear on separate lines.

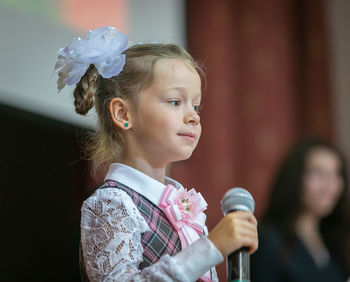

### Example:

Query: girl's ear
xmin=109 ymin=97 xmax=133 ymax=130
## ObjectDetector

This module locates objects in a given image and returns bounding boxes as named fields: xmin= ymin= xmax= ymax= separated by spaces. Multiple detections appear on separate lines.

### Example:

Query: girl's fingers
xmin=227 ymin=211 xmax=258 ymax=225
xmin=235 ymin=219 xmax=257 ymax=231
xmin=226 ymin=214 xmax=258 ymax=253
xmin=208 ymin=211 xmax=259 ymax=256
xmin=236 ymin=232 xmax=259 ymax=254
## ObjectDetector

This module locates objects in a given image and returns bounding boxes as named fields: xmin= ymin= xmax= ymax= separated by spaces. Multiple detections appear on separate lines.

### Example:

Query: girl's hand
xmin=208 ymin=211 xmax=258 ymax=257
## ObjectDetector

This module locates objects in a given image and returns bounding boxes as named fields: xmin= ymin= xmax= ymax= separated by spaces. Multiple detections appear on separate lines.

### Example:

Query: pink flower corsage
xmin=174 ymin=188 xmax=203 ymax=221
xmin=159 ymin=185 xmax=207 ymax=244
xmin=159 ymin=185 xmax=211 ymax=281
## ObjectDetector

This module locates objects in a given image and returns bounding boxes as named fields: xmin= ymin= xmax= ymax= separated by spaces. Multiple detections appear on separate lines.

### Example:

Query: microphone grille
xmin=221 ymin=187 xmax=255 ymax=215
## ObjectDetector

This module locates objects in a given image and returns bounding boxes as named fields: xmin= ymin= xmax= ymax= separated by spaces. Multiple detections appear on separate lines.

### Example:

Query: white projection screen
xmin=0 ymin=0 xmax=185 ymax=128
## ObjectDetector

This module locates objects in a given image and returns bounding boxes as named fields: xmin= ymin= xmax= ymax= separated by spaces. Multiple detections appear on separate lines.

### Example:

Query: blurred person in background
xmin=251 ymin=137 xmax=350 ymax=282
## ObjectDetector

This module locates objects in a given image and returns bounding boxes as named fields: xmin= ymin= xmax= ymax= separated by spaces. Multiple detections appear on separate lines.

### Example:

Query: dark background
xmin=0 ymin=103 xmax=90 ymax=280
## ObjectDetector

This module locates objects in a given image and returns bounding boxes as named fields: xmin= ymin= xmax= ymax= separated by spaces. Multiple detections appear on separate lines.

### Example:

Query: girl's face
xmin=128 ymin=58 xmax=202 ymax=166
xmin=302 ymin=148 xmax=344 ymax=218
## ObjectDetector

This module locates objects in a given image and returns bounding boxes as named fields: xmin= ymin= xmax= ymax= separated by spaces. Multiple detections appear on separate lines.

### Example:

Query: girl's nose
xmin=185 ymin=107 xmax=200 ymax=125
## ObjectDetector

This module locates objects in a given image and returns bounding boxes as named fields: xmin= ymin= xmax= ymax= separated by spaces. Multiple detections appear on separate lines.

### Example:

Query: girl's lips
xmin=178 ymin=133 xmax=196 ymax=141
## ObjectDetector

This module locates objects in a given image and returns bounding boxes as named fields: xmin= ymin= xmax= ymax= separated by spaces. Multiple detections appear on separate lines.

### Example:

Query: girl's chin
xmin=171 ymin=153 xmax=194 ymax=163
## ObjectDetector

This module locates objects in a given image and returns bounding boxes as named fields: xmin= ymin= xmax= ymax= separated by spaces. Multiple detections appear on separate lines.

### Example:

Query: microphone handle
xmin=227 ymin=247 xmax=250 ymax=282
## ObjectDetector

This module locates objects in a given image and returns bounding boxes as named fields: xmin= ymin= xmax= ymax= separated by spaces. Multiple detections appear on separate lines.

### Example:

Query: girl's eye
xmin=193 ymin=104 xmax=203 ymax=114
xmin=169 ymin=100 xmax=181 ymax=106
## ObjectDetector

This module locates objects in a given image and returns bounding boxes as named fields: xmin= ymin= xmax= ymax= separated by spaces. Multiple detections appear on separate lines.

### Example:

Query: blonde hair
xmin=73 ymin=44 xmax=203 ymax=174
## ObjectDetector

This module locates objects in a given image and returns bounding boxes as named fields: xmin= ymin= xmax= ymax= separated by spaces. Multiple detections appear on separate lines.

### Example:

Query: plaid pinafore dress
xmin=106 ymin=180 xmax=182 ymax=268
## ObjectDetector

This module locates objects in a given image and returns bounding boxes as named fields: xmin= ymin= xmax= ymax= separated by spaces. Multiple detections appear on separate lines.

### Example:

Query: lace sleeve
xmin=81 ymin=188 xmax=223 ymax=282
xmin=81 ymin=188 xmax=150 ymax=281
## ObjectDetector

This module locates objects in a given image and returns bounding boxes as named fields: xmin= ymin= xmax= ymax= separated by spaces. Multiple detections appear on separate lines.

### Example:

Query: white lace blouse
xmin=80 ymin=163 xmax=223 ymax=281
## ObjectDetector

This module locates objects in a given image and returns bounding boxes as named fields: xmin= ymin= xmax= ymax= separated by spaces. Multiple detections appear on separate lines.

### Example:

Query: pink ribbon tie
xmin=159 ymin=184 xmax=212 ymax=281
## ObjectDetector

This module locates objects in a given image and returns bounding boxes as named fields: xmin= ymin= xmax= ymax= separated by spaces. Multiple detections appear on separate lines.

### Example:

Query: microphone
xmin=221 ymin=187 xmax=255 ymax=282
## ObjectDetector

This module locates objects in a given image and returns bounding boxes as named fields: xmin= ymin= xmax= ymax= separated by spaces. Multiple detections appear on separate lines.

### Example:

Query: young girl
xmin=55 ymin=26 xmax=258 ymax=281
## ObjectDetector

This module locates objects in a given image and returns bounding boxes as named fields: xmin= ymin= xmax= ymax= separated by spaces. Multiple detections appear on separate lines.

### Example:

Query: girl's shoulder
xmin=88 ymin=179 xmax=132 ymax=200
xmin=82 ymin=180 xmax=146 ymax=226
xmin=87 ymin=180 xmax=129 ymax=200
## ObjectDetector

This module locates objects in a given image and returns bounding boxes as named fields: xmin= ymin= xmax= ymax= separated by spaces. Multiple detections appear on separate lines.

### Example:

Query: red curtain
xmin=172 ymin=0 xmax=332 ymax=279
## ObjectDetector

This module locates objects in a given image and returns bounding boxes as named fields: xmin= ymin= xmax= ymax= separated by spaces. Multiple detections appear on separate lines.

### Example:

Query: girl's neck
xmin=122 ymin=157 xmax=167 ymax=184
